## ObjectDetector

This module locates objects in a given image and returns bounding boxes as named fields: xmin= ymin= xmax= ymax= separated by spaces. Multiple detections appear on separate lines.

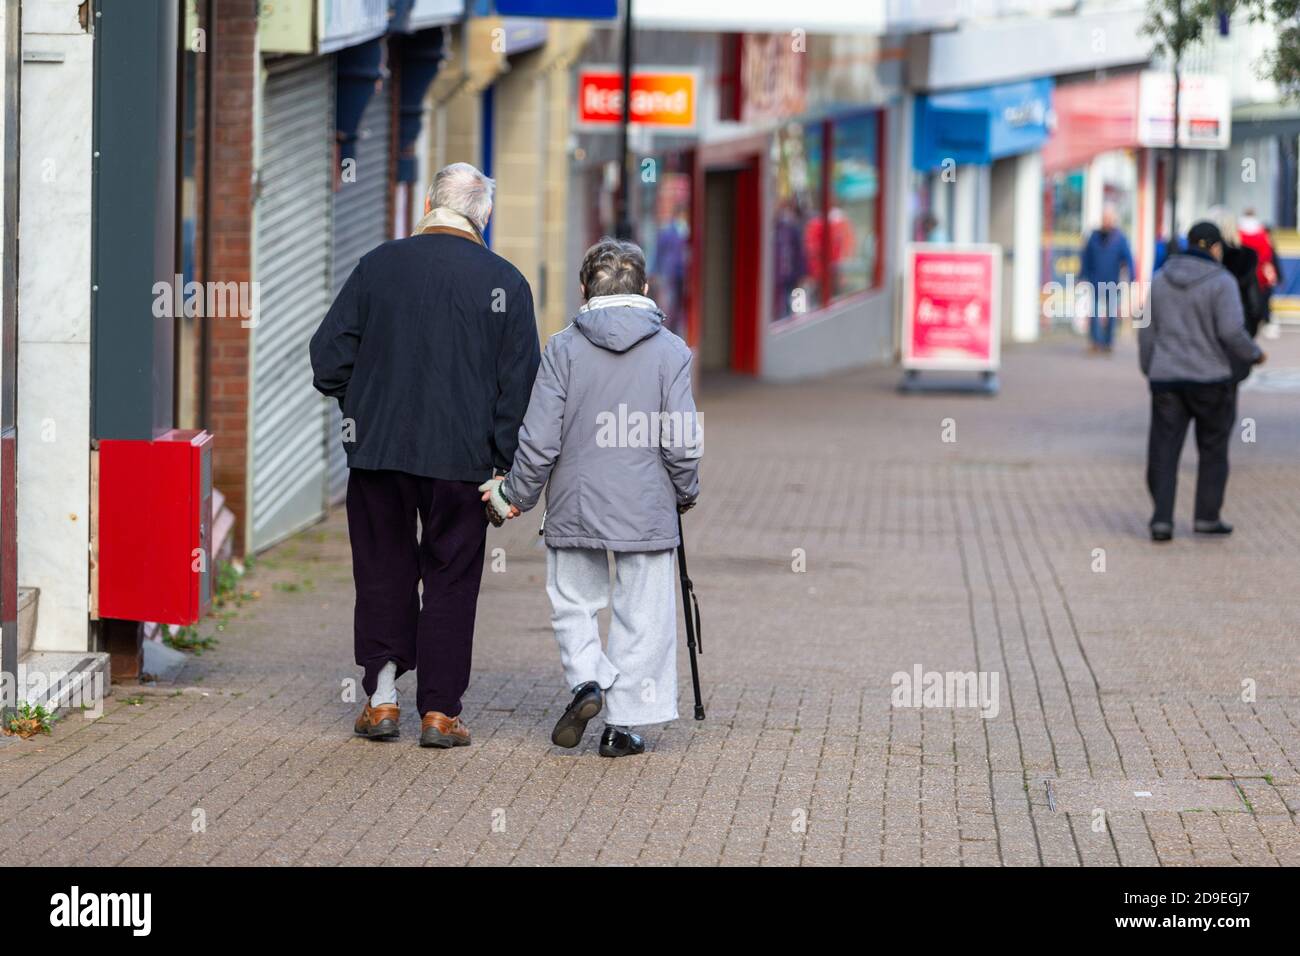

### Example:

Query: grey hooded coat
xmin=501 ymin=294 xmax=701 ymax=552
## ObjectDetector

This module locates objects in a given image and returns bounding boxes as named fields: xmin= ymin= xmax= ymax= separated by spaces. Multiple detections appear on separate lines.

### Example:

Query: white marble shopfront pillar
xmin=17 ymin=0 xmax=93 ymax=652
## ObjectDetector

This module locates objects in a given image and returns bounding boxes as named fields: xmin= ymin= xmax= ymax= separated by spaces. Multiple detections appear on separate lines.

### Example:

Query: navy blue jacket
xmin=1080 ymin=228 xmax=1135 ymax=284
xmin=310 ymin=229 xmax=542 ymax=482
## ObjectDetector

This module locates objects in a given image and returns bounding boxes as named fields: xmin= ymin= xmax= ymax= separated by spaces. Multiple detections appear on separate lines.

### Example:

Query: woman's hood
xmin=573 ymin=294 xmax=666 ymax=353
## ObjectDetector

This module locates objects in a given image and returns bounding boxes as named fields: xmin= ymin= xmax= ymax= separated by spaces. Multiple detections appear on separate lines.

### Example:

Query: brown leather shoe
xmin=420 ymin=711 xmax=470 ymax=748
xmin=354 ymin=702 xmax=400 ymax=740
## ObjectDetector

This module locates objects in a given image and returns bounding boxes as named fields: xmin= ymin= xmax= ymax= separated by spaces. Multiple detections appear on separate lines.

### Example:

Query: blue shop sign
xmin=483 ymin=0 xmax=618 ymax=17
xmin=913 ymin=78 xmax=1054 ymax=172
xmin=500 ymin=18 xmax=549 ymax=53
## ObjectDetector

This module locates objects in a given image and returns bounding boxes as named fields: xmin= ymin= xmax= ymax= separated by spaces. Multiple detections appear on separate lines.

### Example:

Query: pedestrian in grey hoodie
xmin=1139 ymin=221 xmax=1265 ymax=542
xmin=478 ymin=238 xmax=701 ymax=757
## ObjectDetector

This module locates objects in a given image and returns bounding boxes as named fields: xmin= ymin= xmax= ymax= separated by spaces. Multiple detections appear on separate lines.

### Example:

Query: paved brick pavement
xmin=3 ymin=330 xmax=1299 ymax=866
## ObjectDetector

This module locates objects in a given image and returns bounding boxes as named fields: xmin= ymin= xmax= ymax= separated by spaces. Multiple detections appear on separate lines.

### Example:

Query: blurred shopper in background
xmin=1237 ymin=208 xmax=1282 ymax=337
xmin=804 ymin=206 xmax=856 ymax=301
xmin=772 ymin=199 xmax=807 ymax=320
xmin=1153 ymin=229 xmax=1187 ymax=271
xmin=651 ymin=207 xmax=690 ymax=336
xmin=1140 ymin=221 xmax=1265 ymax=543
xmin=1080 ymin=204 xmax=1136 ymax=354
xmin=1205 ymin=206 xmax=1267 ymax=381
xmin=919 ymin=212 xmax=948 ymax=244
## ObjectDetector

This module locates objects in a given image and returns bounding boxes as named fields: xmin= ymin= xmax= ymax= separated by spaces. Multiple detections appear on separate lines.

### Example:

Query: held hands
xmin=478 ymin=477 xmax=520 ymax=524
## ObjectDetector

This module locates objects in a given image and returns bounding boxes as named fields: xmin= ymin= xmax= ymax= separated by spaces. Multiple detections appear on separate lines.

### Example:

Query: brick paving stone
xmin=1 ymin=333 xmax=1298 ymax=865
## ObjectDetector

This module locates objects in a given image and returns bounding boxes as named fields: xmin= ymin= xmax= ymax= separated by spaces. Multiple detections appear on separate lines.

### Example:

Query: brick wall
xmin=206 ymin=0 xmax=257 ymax=554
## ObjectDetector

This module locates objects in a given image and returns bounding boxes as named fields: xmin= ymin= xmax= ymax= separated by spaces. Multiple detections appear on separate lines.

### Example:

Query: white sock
xmin=370 ymin=661 xmax=398 ymax=706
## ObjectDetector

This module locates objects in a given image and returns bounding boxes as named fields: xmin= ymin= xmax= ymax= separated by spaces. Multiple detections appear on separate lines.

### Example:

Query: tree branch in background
xmin=1145 ymin=0 xmax=1300 ymax=99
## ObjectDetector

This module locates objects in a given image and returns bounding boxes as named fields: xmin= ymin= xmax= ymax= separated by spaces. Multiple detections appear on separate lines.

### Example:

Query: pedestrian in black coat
xmin=310 ymin=163 xmax=541 ymax=747
xmin=1207 ymin=207 xmax=1268 ymax=345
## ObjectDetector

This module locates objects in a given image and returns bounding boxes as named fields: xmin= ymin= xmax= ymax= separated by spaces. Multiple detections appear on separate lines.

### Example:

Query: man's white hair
xmin=426 ymin=163 xmax=495 ymax=230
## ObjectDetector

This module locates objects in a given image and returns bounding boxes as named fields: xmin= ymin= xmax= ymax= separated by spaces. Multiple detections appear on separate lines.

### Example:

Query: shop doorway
xmin=699 ymin=160 xmax=761 ymax=375
xmin=701 ymin=170 xmax=735 ymax=372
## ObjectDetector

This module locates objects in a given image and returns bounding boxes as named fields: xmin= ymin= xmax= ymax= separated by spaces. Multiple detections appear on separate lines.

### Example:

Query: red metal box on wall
xmin=97 ymin=429 xmax=214 ymax=625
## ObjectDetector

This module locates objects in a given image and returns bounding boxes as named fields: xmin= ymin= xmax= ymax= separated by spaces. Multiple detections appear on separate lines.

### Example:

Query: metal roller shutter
xmin=250 ymin=58 xmax=334 ymax=552
xmin=327 ymin=77 xmax=391 ymax=505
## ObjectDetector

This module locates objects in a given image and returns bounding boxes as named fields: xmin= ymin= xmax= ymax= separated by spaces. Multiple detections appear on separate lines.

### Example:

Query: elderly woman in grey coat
xmin=479 ymin=238 xmax=701 ymax=757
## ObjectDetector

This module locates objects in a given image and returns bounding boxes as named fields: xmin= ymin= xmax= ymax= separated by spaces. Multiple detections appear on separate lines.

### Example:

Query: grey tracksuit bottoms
xmin=546 ymin=546 xmax=679 ymax=727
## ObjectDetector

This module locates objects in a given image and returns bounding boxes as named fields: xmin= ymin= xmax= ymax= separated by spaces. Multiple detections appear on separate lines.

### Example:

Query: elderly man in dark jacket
xmin=310 ymin=163 xmax=541 ymax=747
xmin=1140 ymin=221 xmax=1264 ymax=542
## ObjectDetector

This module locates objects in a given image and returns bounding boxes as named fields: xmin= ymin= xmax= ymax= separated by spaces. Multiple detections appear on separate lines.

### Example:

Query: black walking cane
xmin=676 ymin=513 xmax=705 ymax=720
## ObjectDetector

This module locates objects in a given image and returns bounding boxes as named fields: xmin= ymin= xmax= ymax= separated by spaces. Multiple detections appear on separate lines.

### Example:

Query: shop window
xmin=830 ymin=113 xmax=880 ymax=297
xmin=587 ymin=152 xmax=694 ymax=337
xmin=772 ymin=111 xmax=882 ymax=322
xmin=1043 ymin=169 xmax=1085 ymax=298
xmin=771 ymin=122 xmax=824 ymax=320
xmin=637 ymin=157 xmax=693 ymax=337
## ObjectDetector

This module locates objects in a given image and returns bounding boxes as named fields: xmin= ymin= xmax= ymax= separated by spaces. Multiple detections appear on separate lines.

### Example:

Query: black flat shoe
xmin=1194 ymin=520 xmax=1233 ymax=535
xmin=598 ymin=725 xmax=645 ymax=758
xmin=1150 ymin=522 xmax=1173 ymax=542
xmin=551 ymin=681 xmax=603 ymax=749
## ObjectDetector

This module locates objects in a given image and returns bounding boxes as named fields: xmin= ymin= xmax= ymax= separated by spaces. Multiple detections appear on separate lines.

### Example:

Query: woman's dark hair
xmin=579 ymin=237 xmax=647 ymax=298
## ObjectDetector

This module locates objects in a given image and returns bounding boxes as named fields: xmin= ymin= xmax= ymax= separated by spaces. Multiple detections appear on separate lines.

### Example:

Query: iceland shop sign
xmin=577 ymin=68 xmax=699 ymax=130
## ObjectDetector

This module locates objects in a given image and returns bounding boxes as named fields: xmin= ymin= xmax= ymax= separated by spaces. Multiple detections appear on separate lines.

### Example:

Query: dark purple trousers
xmin=346 ymin=468 xmax=487 ymax=718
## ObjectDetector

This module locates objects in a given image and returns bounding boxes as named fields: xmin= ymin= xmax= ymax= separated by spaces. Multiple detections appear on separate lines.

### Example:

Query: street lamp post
xmin=1170 ymin=0 xmax=1183 ymax=244
xmin=615 ymin=0 xmax=634 ymax=240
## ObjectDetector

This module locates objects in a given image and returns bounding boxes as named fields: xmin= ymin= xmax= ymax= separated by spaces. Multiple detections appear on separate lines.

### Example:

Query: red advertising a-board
xmin=902 ymin=243 xmax=1001 ymax=372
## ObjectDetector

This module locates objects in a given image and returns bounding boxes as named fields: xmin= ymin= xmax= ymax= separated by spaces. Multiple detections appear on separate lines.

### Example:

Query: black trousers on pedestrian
xmin=1145 ymin=383 xmax=1235 ymax=527
xmin=346 ymin=468 xmax=487 ymax=718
